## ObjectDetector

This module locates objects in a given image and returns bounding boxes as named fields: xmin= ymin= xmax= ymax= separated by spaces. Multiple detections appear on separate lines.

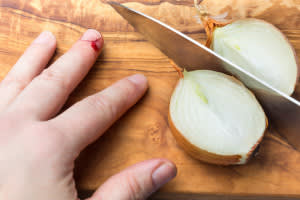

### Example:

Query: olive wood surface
xmin=0 ymin=0 xmax=300 ymax=199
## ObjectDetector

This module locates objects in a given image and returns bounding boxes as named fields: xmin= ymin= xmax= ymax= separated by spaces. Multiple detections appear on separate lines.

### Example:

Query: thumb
xmin=88 ymin=159 xmax=177 ymax=200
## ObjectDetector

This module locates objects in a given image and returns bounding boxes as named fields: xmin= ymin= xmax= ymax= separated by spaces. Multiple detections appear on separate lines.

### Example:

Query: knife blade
xmin=109 ymin=2 xmax=300 ymax=150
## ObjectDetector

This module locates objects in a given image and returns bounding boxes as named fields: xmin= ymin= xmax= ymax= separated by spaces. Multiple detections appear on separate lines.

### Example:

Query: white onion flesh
xmin=169 ymin=70 xmax=267 ymax=165
xmin=212 ymin=19 xmax=298 ymax=95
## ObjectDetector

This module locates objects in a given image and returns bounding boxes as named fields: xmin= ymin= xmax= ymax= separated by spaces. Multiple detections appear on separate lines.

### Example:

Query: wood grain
xmin=0 ymin=0 xmax=300 ymax=199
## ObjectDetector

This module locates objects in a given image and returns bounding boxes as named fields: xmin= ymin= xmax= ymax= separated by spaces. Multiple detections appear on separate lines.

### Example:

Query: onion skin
xmin=168 ymin=75 xmax=268 ymax=165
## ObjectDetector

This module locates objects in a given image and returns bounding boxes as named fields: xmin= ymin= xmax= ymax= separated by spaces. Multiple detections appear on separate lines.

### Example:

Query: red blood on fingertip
xmin=91 ymin=39 xmax=101 ymax=51
xmin=80 ymin=38 xmax=103 ymax=52
xmin=91 ymin=38 xmax=103 ymax=51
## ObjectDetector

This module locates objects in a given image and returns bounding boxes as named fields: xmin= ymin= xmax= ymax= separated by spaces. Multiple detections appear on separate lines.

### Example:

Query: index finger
xmin=10 ymin=29 xmax=103 ymax=120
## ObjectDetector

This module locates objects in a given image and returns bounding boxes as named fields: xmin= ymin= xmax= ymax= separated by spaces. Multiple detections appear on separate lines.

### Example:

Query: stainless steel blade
xmin=109 ymin=2 xmax=300 ymax=150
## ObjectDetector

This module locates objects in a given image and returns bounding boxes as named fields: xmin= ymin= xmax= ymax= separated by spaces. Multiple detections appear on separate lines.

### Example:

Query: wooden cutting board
xmin=1 ymin=0 xmax=300 ymax=199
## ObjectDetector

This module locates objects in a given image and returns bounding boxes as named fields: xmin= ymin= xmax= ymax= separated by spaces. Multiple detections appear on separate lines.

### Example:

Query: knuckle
xmin=0 ymin=76 xmax=28 ymax=93
xmin=0 ymin=116 xmax=19 ymax=142
xmin=36 ymin=68 xmax=69 ymax=90
xmin=30 ymin=123 xmax=68 ymax=159
xmin=125 ymin=173 xmax=145 ymax=200
xmin=87 ymin=94 xmax=116 ymax=120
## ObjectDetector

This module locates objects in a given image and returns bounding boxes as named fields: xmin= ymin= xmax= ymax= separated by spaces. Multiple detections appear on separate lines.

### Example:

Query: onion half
xmin=194 ymin=0 xmax=299 ymax=95
xmin=169 ymin=70 xmax=267 ymax=165
xmin=212 ymin=19 xmax=298 ymax=95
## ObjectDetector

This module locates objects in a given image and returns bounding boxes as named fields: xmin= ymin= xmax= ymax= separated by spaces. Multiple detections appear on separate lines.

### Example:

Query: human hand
xmin=0 ymin=29 xmax=177 ymax=200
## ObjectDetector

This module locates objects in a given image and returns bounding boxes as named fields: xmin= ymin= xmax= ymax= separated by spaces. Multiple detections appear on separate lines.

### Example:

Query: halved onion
xmin=194 ymin=0 xmax=299 ymax=95
xmin=169 ymin=70 xmax=267 ymax=165
xmin=211 ymin=19 xmax=298 ymax=95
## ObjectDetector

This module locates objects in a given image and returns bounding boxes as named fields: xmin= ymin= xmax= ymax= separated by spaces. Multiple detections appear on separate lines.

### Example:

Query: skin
xmin=0 ymin=29 xmax=177 ymax=200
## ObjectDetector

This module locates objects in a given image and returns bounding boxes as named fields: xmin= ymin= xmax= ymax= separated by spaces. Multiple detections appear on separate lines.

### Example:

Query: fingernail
xmin=33 ymin=31 xmax=55 ymax=44
xmin=80 ymin=29 xmax=103 ymax=51
xmin=127 ymin=74 xmax=148 ymax=86
xmin=152 ymin=162 xmax=177 ymax=188
xmin=81 ymin=29 xmax=102 ymax=41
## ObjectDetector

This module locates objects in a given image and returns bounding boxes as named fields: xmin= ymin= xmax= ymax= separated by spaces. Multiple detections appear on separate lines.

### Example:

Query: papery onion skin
xmin=168 ymin=71 xmax=268 ymax=165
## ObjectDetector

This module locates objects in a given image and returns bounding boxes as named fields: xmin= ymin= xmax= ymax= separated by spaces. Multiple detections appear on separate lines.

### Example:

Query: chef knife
xmin=109 ymin=2 xmax=300 ymax=150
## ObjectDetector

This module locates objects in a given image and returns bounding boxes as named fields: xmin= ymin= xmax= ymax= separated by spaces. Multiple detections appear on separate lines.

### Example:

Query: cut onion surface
xmin=169 ymin=70 xmax=267 ymax=165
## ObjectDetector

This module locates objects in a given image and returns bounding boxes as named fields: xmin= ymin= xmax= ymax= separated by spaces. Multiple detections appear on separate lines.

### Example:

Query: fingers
xmin=9 ymin=29 xmax=104 ymax=120
xmin=0 ymin=31 xmax=56 ymax=111
xmin=51 ymin=74 xmax=148 ymax=151
xmin=89 ymin=159 xmax=177 ymax=200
